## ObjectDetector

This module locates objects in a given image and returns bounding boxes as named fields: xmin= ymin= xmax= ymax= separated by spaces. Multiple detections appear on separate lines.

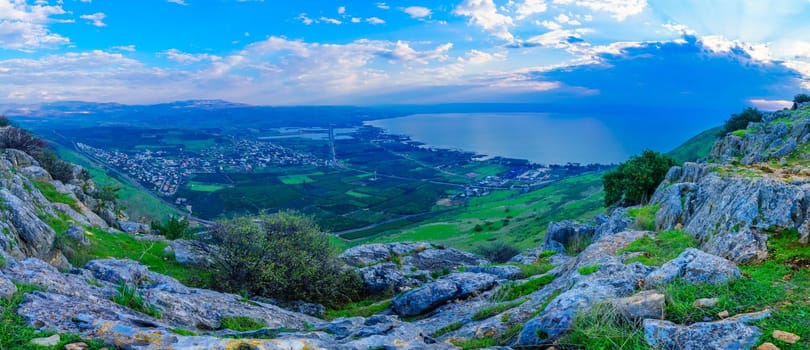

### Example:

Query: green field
xmin=188 ymin=182 xmax=229 ymax=192
xmin=342 ymin=172 xmax=606 ymax=252
xmin=278 ymin=172 xmax=322 ymax=185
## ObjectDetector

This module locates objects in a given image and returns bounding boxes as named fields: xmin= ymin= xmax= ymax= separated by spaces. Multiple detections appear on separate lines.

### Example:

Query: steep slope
xmin=667 ymin=126 xmax=721 ymax=164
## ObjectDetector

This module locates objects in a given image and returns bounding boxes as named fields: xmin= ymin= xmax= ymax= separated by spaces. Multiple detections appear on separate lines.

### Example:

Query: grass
xmin=431 ymin=321 xmax=463 ymax=337
xmin=0 ymin=284 xmax=110 ymax=350
xmin=578 ymin=264 xmax=599 ymax=275
xmin=626 ymin=205 xmax=659 ymax=231
xmin=660 ymin=229 xmax=809 ymax=349
xmin=513 ymin=260 xmax=553 ymax=278
xmin=187 ymin=181 xmax=228 ymax=192
xmin=471 ymin=299 xmax=526 ymax=321
xmin=220 ymin=316 xmax=267 ymax=332
xmin=616 ymin=230 xmax=698 ymax=267
xmin=491 ymin=274 xmax=556 ymax=302
xmin=562 ymin=302 xmax=648 ymax=350
xmin=112 ymin=283 xmax=162 ymax=318
xmin=277 ymin=174 xmax=317 ymax=185
xmin=667 ymin=126 xmax=721 ymax=164
xmin=323 ymin=299 xmax=392 ymax=320
xmin=32 ymin=180 xmax=80 ymax=211
xmin=563 ymin=234 xmax=592 ymax=256
xmin=451 ymin=337 xmax=499 ymax=349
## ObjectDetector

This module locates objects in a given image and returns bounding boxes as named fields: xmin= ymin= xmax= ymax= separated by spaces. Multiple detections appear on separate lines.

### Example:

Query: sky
xmin=0 ymin=0 xmax=809 ymax=108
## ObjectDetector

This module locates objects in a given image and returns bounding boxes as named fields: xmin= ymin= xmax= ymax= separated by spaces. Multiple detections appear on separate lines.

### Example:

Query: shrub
xmin=793 ymin=93 xmax=810 ymax=110
xmin=0 ymin=116 xmax=9 ymax=127
xmin=210 ymin=211 xmax=361 ymax=307
xmin=603 ymin=150 xmax=675 ymax=207
xmin=151 ymin=216 xmax=189 ymax=240
xmin=722 ymin=107 xmax=763 ymax=134
xmin=219 ymin=316 xmax=266 ymax=331
xmin=32 ymin=149 xmax=75 ymax=183
xmin=578 ymin=264 xmax=599 ymax=275
xmin=477 ymin=243 xmax=519 ymax=263
xmin=0 ymin=127 xmax=46 ymax=155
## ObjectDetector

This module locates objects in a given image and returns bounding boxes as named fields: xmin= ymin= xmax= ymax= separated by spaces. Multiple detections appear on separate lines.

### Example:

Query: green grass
xmin=626 ymin=205 xmax=659 ymax=231
xmin=471 ymin=299 xmax=526 ymax=321
xmin=187 ymin=182 xmax=228 ymax=192
xmin=277 ymin=174 xmax=318 ymax=185
xmin=616 ymin=230 xmax=698 ymax=267
xmin=220 ymin=316 xmax=267 ymax=331
xmin=112 ymin=283 xmax=162 ymax=318
xmin=84 ymin=228 xmax=210 ymax=286
xmin=0 ymin=284 xmax=110 ymax=350
xmin=451 ymin=337 xmax=499 ymax=349
xmin=490 ymin=274 xmax=556 ymax=302
xmin=431 ymin=321 xmax=463 ymax=337
xmin=562 ymin=302 xmax=648 ymax=350
xmin=364 ymin=172 xmax=605 ymax=252
xmin=667 ymin=126 xmax=721 ymax=164
xmin=324 ymin=299 xmax=392 ymax=320
xmin=578 ymin=264 xmax=600 ymax=275
xmin=660 ymin=229 xmax=809 ymax=349
xmin=32 ymin=180 xmax=80 ymax=211
xmin=512 ymin=261 xmax=553 ymax=278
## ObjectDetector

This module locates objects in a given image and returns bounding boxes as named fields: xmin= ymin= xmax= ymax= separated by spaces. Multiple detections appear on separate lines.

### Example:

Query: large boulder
xmin=645 ymin=248 xmax=740 ymax=287
xmin=20 ymin=166 xmax=52 ymax=182
xmin=170 ymin=239 xmax=218 ymax=267
xmin=643 ymin=311 xmax=771 ymax=350
xmin=391 ymin=272 xmax=497 ymax=317
xmin=611 ymin=290 xmax=665 ymax=321
xmin=357 ymin=263 xmax=419 ymax=294
xmin=543 ymin=220 xmax=596 ymax=254
xmin=84 ymin=259 xmax=150 ymax=286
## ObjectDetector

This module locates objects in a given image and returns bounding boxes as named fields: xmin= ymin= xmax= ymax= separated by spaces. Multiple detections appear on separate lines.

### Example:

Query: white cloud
xmin=459 ymin=49 xmax=505 ymax=64
xmin=163 ymin=49 xmax=221 ymax=64
xmin=297 ymin=13 xmax=314 ymax=25
xmin=351 ymin=17 xmax=361 ymax=23
xmin=112 ymin=45 xmax=136 ymax=52
xmin=167 ymin=0 xmax=187 ymax=5
xmin=376 ymin=2 xmax=390 ymax=10
xmin=454 ymin=0 xmax=514 ymax=42
xmin=700 ymin=35 xmax=773 ymax=63
xmin=552 ymin=0 xmax=646 ymax=21
xmin=403 ymin=6 xmax=432 ymax=18
xmin=749 ymin=99 xmax=793 ymax=111
xmin=539 ymin=20 xmax=561 ymax=30
xmin=338 ymin=6 xmax=346 ymax=14
xmin=366 ymin=17 xmax=385 ymax=25
xmin=319 ymin=17 xmax=342 ymax=25
xmin=0 ymin=0 xmax=69 ymax=50
xmin=514 ymin=0 xmax=547 ymax=20
xmin=555 ymin=14 xmax=580 ymax=25
xmin=80 ymin=12 xmax=106 ymax=27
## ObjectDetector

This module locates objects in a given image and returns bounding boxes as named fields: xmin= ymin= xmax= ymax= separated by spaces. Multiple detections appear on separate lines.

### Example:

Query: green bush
xmin=793 ymin=93 xmax=810 ymax=110
xmin=721 ymin=107 xmax=763 ymax=134
xmin=210 ymin=211 xmax=361 ymax=307
xmin=151 ymin=216 xmax=189 ymax=240
xmin=0 ymin=116 xmax=9 ymax=127
xmin=32 ymin=149 xmax=75 ymax=183
xmin=603 ymin=150 xmax=675 ymax=207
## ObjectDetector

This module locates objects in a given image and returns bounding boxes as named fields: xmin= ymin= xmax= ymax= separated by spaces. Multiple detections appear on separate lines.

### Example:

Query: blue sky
xmin=0 ymin=0 xmax=809 ymax=108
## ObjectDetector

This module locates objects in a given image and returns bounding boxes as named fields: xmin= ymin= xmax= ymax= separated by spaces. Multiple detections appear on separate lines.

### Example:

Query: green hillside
xmin=667 ymin=126 xmax=721 ymax=164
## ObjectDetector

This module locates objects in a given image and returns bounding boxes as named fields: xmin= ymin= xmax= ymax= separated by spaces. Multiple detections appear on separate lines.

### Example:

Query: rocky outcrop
xmin=643 ymin=310 xmax=771 ymax=350
xmin=169 ymin=239 xmax=218 ymax=267
xmin=391 ymin=272 xmax=497 ymax=316
xmin=644 ymin=248 xmax=740 ymax=287
xmin=651 ymin=162 xmax=806 ymax=263
xmin=611 ymin=290 xmax=665 ymax=321
xmin=342 ymin=242 xmax=489 ymax=294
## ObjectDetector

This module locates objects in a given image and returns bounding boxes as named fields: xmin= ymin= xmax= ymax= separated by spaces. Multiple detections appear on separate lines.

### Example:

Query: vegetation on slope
xmin=603 ymin=150 xmax=675 ymax=207
xmin=667 ymin=126 xmax=721 ymax=164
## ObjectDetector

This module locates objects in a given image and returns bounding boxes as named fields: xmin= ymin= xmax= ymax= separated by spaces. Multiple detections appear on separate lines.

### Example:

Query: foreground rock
xmin=644 ymin=248 xmax=741 ymax=287
xmin=392 ymin=272 xmax=497 ymax=316
xmin=643 ymin=310 xmax=771 ymax=350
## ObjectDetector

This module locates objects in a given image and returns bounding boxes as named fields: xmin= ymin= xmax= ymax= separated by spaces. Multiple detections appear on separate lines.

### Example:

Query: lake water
xmin=365 ymin=113 xmax=697 ymax=165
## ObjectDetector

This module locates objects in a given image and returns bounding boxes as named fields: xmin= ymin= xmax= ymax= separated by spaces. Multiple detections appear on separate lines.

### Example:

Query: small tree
xmin=0 ymin=116 xmax=10 ymax=127
xmin=151 ymin=216 xmax=189 ymax=240
xmin=721 ymin=107 xmax=763 ymax=134
xmin=210 ymin=211 xmax=361 ymax=306
xmin=793 ymin=93 xmax=810 ymax=110
xmin=0 ymin=127 xmax=46 ymax=154
xmin=603 ymin=150 xmax=675 ymax=207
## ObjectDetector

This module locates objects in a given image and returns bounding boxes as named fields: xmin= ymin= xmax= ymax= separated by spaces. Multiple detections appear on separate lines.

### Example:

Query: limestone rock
xmin=65 ymin=225 xmax=91 ymax=246
xmin=645 ymin=248 xmax=740 ymax=287
xmin=170 ymin=239 xmax=218 ymax=267
xmin=462 ymin=265 xmax=522 ymax=280
xmin=65 ymin=343 xmax=89 ymax=350
xmin=772 ymin=330 xmax=801 ymax=344
xmin=0 ymin=273 xmax=16 ymax=299
xmin=118 ymin=220 xmax=150 ymax=234
xmin=611 ymin=290 xmax=665 ymax=320
xmin=85 ymin=259 xmax=149 ymax=286
xmin=693 ymin=297 xmax=719 ymax=308
xmin=391 ymin=272 xmax=497 ymax=316
xmin=758 ymin=343 xmax=780 ymax=350
xmin=30 ymin=334 xmax=60 ymax=347
xmin=643 ymin=311 xmax=770 ymax=350
xmin=21 ymin=166 xmax=52 ymax=182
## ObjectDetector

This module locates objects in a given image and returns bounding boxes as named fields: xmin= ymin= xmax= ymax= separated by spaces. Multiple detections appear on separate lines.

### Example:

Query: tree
xmin=0 ymin=127 xmax=46 ymax=154
xmin=151 ymin=216 xmax=189 ymax=240
xmin=210 ymin=211 xmax=361 ymax=306
xmin=721 ymin=107 xmax=763 ymax=134
xmin=0 ymin=116 xmax=10 ymax=127
xmin=793 ymin=93 xmax=810 ymax=110
xmin=603 ymin=150 xmax=675 ymax=207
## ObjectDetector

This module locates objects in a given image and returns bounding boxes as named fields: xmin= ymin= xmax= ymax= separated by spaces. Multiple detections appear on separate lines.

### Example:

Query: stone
xmin=543 ymin=220 xmax=596 ymax=254
xmin=391 ymin=272 xmax=497 ymax=316
xmin=357 ymin=263 xmax=417 ymax=294
xmin=718 ymin=310 xmax=729 ymax=318
xmin=772 ymin=330 xmax=801 ymax=344
xmin=645 ymin=248 xmax=740 ymax=287
xmin=0 ymin=274 xmax=17 ymax=299
xmin=65 ymin=225 xmax=91 ymax=246
xmin=118 ymin=220 xmax=150 ymax=234
xmin=170 ymin=239 xmax=217 ymax=267
xmin=20 ymin=166 xmax=52 ymax=181
xmin=758 ymin=343 xmax=780 ymax=350
xmin=643 ymin=311 xmax=771 ymax=350
xmin=30 ymin=334 xmax=60 ymax=347
xmin=65 ymin=342 xmax=89 ymax=350
xmin=693 ymin=297 xmax=719 ymax=308
xmin=611 ymin=290 xmax=665 ymax=320
xmin=85 ymin=258 xmax=149 ymax=285
xmin=462 ymin=265 xmax=523 ymax=280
